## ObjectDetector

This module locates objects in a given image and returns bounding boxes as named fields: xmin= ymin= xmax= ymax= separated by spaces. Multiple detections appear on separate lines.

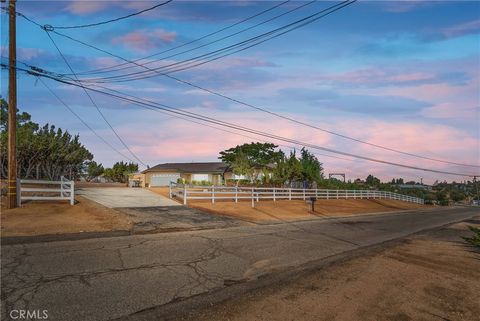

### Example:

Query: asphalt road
xmin=1 ymin=207 xmax=478 ymax=321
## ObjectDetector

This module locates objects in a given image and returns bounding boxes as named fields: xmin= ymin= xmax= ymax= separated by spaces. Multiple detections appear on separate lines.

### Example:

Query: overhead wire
xmin=40 ymin=0 xmax=173 ymax=30
xmin=74 ymin=0 xmax=294 ymax=76
xmin=9 ymin=3 xmax=478 ymax=172
xmin=43 ymin=31 xmax=148 ymax=167
xmin=12 ymin=64 xmax=477 ymax=178
xmin=36 ymin=76 xmax=137 ymax=163
xmin=24 ymin=15 xmax=480 ymax=169
xmin=75 ymin=1 xmax=353 ymax=82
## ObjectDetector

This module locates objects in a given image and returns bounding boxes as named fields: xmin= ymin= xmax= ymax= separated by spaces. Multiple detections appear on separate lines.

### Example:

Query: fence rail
xmin=19 ymin=176 xmax=75 ymax=205
xmin=169 ymin=183 xmax=424 ymax=207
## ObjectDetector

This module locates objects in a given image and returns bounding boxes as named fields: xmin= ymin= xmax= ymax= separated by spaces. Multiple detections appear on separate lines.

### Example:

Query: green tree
xmin=1 ymin=99 xmax=93 ymax=180
xmin=366 ymin=174 xmax=381 ymax=186
xmin=219 ymin=142 xmax=283 ymax=182
xmin=86 ymin=161 xmax=104 ymax=181
xmin=103 ymin=161 xmax=138 ymax=183
xmin=449 ymin=190 xmax=465 ymax=202
xmin=285 ymin=151 xmax=303 ymax=184
xmin=436 ymin=190 xmax=449 ymax=206
xmin=299 ymin=147 xmax=323 ymax=184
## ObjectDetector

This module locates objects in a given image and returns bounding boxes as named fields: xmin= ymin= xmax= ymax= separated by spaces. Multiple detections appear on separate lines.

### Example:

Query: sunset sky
xmin=1 ymin=0 xmax=479 ymax=183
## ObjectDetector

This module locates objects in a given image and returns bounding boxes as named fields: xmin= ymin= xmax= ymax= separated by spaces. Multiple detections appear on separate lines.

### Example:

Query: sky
xmin=1 ymin=0 xmax=479 ymax=184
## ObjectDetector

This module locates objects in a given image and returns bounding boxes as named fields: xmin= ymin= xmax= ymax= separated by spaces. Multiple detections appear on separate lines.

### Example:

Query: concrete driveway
xmin=77 ymin=188 xmax=242 ymax=233
xmin=77 ymin=187 xmax=180 ymax=208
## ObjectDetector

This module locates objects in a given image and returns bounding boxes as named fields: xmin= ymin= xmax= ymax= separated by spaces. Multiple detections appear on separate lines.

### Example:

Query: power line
xmin=10 ymin=1 xmax=478 ymax=171
xmin=44 ymin=31 xmax=148 ymax=167
xmin=74 ymin=0 xmax=294 ymax=76
xmin=29 ymin=24 xmax=480 ymax=168
xmin=44 ymin=1 xmax=173 ymax=30
xmin=16 ymin=65 xmax=477 ymax=177
xmin=36 ymin=76 xmax=137 ymax=163
xmin=76 ymin=1 xmax=354 ymax=82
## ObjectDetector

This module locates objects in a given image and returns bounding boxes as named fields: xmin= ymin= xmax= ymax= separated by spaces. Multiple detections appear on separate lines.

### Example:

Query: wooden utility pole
xmin=7 ymin=0 xmax=17 ymax=208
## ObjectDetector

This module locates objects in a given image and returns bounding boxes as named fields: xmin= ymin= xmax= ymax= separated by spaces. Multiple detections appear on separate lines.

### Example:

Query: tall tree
xmin=299 ymin=147 xmax=323 ymax=184
xmin=1 ymin=99 xmax=93 ymax=180
xmin=86 ymin=161 xmax=104 ymax=181
xmin=103 ymin=161 xmax=138 ymax=183
xmin=366 ymin=174 xmax=381 ymax=186
xmin=219 ymin=142 xmax=283 ymax=182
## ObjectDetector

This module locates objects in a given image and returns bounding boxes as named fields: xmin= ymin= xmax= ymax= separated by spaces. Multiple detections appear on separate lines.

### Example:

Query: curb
xmin=1 ymin=229 xmax=132 ymax=246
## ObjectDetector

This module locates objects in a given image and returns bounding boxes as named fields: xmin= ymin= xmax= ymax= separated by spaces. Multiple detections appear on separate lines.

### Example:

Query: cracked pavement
xmin=1 ymin=207 xmax=478 ymax=321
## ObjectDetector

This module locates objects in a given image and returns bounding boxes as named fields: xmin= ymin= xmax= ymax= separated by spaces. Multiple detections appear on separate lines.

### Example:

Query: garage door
xmin=150 ymin=173 xmax=181 ymax=186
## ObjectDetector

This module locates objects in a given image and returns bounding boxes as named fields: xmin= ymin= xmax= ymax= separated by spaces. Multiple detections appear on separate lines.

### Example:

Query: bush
xmin=463 ymin=226 xmax=480 ymax=248
xmin=191 ymin=180 xmax=211 ymax=186
xmin=226 ymin=179 xmax=250 ymax=186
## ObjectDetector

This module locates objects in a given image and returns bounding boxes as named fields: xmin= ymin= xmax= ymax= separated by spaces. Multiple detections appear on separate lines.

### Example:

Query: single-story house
xmin=131 ymin=162 xmax=274 ymax=187
xmin=132 ymin=162 xmax=226 ymax=187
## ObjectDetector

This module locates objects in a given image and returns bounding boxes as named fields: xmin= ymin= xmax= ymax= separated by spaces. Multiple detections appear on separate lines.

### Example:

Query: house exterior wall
xmin=142 ymin=171 xmax=223 ymax=186
xmin=144 ymin=170 xmax=180 ymax=187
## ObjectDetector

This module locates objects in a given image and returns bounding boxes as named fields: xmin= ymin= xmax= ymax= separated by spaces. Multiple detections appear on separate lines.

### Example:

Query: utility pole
xmin=7 ymin=0 xmax=17 ymax=209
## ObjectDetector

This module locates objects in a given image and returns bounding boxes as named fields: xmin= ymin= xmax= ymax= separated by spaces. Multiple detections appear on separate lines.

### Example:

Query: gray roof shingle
xmin=143 ymin=162 xmax=228 ymax=174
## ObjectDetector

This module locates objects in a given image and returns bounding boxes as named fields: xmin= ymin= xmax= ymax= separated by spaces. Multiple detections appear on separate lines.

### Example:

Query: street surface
xmin=1 ymin=207 xmax=478 ymax=321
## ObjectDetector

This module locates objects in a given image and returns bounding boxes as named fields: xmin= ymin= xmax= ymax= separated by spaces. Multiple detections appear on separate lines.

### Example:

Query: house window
xmin=192 ymin=174 xmax=210 ymax=181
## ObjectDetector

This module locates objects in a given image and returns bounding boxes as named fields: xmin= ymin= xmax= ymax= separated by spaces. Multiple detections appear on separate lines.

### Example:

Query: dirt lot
xmin=75 ymin=181 xmax=127 ymax=188
xmin=178 ymin=220 xmax=480 ymax=321
xmin=189 ymin=199 xmax=427 ymax=222
xmin=149 ymin=187 xmax=428 ymax=222
xmin=1 ymin=196 xmax=132 ymax=237
xmin=149 ymin=187 xmax=172 ymax=198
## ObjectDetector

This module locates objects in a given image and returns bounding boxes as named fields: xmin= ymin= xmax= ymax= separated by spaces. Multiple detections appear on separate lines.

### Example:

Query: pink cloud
xmin=111 ymin=29 xmax=176 ymax=52
xmin=1 ymin=47 xmax=44 ymax=60
xmin=88 ymin=103 xmax=478 ymax=184
xmin=442 ymin=19 xmax=480 ymax=39
xmin=65 ymin=1 xmax=110 ymax=15
xmin=381 ymin=1 xmax=435 ymax=13
xmin=326 ymin=68 xmax=435 ymax=86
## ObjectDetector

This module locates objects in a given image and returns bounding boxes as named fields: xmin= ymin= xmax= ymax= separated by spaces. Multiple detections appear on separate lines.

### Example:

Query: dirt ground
xmin=189 ymin=199 xmax=427 ymax=222
xmin=149 ymin=187 xmax=428 ymax=222
xmin=178 ymin=220 xmax=480 ymax=321
xmin=149 ymin=187 xmax=172 ymax=199
xmin=1 ymin=196 xmax=132 ymax=237
xmin=75 ymin=181 xmax=127 ymax=188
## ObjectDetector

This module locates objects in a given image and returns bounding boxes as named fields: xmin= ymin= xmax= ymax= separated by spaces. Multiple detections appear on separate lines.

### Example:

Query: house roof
xmin=143 ymin=162 xmax=229 ymax=174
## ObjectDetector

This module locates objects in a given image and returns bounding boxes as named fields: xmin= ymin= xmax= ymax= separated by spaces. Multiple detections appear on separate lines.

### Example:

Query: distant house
xmin=397 ymin=184 xmax=432 ymax=191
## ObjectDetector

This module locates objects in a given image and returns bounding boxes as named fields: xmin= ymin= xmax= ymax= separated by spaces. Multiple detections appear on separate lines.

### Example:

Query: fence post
xmin=273 ymin=187 xmax=276 ymax=202
xmin=336 ymin=189 xmax=339 ymax=199
xmin=303 ymin=188 xmax=306 ymax=200
xmin=169 ymin=182 xmax=172 ymax=198
xmin=183 ymin=185 xmax=187 ymax=205
xmin=212 ymin=185 xmax=215 ymax=204
xmin=60 ymin=176 xmax=64 ymax=198
xmin=251 ymin=187 xmax=254 ymax=208
xmin=16 ymin=179 xmax=21 ymax=206
xmin=235 ymin=186 xmax=238 ymax=203
xmin=70 ymin=180 xmax=75 ymax=205
xmin=315 ymin=188 xmax=318 ymax=198
xmin=327 ymin=190 xmax=329 ymax=200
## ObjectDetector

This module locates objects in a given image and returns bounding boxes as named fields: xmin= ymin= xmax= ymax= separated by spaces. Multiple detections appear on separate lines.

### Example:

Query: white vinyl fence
xmin=19 ymin=176 xmax=75 ymax=206
xmin=169 ymin=183 xmax=424 ymax=207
